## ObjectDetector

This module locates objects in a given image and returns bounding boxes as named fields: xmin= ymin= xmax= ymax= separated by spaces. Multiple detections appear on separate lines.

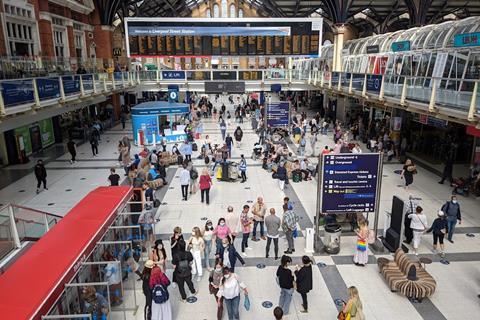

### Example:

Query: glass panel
xmin=0 ymin=207 xmax=15 ymax=260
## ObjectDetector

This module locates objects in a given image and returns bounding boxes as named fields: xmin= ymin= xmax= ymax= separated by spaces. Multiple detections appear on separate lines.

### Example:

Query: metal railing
xmin=0 ymin=204 xmax=62 ymax=261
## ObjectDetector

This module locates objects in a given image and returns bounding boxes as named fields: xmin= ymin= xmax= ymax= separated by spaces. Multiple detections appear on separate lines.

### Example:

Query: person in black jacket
xmin=141 ymin=260 xmax=154 ymax=320
xmin=34 ymin=160 xmax=48 ymax=194
xmin=295 ymin=255 xmax=313 ymax=313
xmin=276 ymin=255 xmax=294 ymax=315
xmin=215 ymin=237 xmax=245 ymax=272
xmin=172 ymin=241 xmax=197 ymax=302
xmin=426 ymin=211 xmax=448 ymax=258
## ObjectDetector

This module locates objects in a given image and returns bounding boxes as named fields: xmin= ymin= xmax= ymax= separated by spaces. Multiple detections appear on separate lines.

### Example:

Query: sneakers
xmin=36 ymin=189 xmax=40 ymax=194
xmin=440 ymin=252 xmax=445 ymax=258
xmin=261 ymin=236 xmax=267 ymax=240
xmin=246 ymin=247 xmax=253 ymax=251
xmin=448 ymin=239 xmax=454 ymax=244
xmin=242 ymin=252 xmax=248 ymax=257
xmin=252 ymin=236 xmax=258 ymax=241
xmin=196 ymin=277 xmax=202 ymax=282
xmin=300 ymin=309 xmax=308 ymax=313
xmin=284 ymin=250 xmax=292 ymax=254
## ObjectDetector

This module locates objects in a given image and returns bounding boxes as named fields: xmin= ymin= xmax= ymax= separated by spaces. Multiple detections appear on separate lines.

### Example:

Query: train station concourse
xmin=1 ymin=1 xmax=480 ymax=320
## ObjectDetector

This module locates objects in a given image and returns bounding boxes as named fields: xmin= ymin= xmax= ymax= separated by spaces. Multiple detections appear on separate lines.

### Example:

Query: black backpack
xmin=152 ymin=284 xmax=169 ymax=304
xmin=190 ymin=169 xmax=198 ymax=180
xmin=176 ymin=259 xmax=191 ymax=277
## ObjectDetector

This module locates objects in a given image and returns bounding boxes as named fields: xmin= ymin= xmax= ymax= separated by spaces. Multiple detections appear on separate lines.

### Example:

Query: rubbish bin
xmin=324 ymin=223 xmax=342 ymax=254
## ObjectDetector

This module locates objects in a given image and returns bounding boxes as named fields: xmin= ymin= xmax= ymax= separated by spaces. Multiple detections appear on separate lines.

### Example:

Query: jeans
xmin=181 ymin=184 xmax=189 ymax=200
xmin=224 ymin=295 xmax=240 ymax=320
xmin=201 ymin=188 xmax=210 ymax=204
xmin=266 ymin=237 xmax=279 ymax=258
xmin=241 ymin=232 xmax=249 ymax=252
xmin=240 ymin=171 xmax=247 ymax=182
xmin=203 ymin=239 xmax=212 ymax=269
xmin=221 ymin=130 xmax=226 ymax=141
xmin=447 ymin=216 xmax=457 ymax=241
xmin=278 ymin=288 xmax=294 ymax=314
xmin=252 ymin=221 xmax=264 ymax=237
xmin=285 ymin=229 xmax=294 ymax=251
xmin=36 ymin=178 xmax=47 ymax=189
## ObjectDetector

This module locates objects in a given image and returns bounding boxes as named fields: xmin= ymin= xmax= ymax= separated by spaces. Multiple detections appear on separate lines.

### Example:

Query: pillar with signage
xmin=315 ymin=153 xmax=384 ymax=252
xmin=168 ymin=85 xmax=179 ymax=103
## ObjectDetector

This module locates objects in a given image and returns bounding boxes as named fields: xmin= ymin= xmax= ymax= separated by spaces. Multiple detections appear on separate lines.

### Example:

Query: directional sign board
xmin=320 ymin=153 xmax=381 ymax=214
xmin=266 ymin=102 xmax=290 ymax=127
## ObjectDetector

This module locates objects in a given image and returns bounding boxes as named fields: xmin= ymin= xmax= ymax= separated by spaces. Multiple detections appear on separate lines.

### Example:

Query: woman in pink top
xmin=199 ymin=168 xmax=212 ymax=205
xmin=213 ymin=218 xmax=232 ymax=255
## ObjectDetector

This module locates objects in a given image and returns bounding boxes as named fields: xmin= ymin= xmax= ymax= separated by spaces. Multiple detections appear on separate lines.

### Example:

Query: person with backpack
xmin=239 ymin=154 xmax=247 ymax=183
xmin=149 ymin=266 xmax=172 ymax=320
xmin=441 ymin=195 xmax=462 ymax=243
xmin=34 ymin=159 xmax=48 ymax=194
xmin=142 ymin=260 xmax=154 ymax=319
xmin=172 ymin=241 xmax=197 ymax=302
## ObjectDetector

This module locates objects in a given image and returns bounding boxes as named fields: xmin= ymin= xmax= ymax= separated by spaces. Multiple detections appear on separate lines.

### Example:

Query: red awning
xmin=0 ymin=186 xmax=132 ymax=319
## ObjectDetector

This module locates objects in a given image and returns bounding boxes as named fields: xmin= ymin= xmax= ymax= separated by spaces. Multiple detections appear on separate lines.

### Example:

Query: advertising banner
xmin=14 ymin=125 xmax=32 ymax=155
xmin=454 ymin=32 xmax=480 ymax=47
xmin=81 ymin=75 xmax=94 ymax=91
xmin=162 ymin=70 xmax=185 ymax=80
xmin=266 ymin=102 xmax=290 ymax=127
xmin=39 ymin=118 xmax=55 ymax=147
xmin=366 ymin=74 xmax=382 ymax=92
xmin=392 ymin=41 xmax=410 ymax=52
xmin=351 ymin=73 xmax=364 ymax=90
xmin=62 ymin=76 xmax=81 ymax=95
xmin=37 ymin=77 xmax=60 ymax=100
xmin=1 ymin=79 xmax=35 ymax=107
xmin=321 ymin=153 xmax=381 ymax=213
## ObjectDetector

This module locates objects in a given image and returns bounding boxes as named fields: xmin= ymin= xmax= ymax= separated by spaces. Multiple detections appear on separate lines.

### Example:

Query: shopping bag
xmin=244 ymin=294 xmax=251 ymax=311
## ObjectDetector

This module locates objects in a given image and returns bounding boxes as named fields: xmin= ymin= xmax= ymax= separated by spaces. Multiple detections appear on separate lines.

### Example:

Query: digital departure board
xmin=125 ymin=18 xmax=323 ymax=57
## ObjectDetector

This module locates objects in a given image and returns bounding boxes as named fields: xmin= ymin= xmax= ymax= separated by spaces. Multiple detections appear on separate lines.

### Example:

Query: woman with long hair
xmin=342 ymin=286 xmax=365 ymax=320
xmin=141 ymin=260 xmax=154 ymax=320
xmin=203 ymin=220 xmax=215 ymax=271
xmin=149 ymin=239 xmax=167 ymax=271
xmin=188 ymin=226 xmax=205 ymax=281
xmin=199 ymin=168 xmax=212 ymax=205
xmin=209 ymin=258 xmax=225 ymax=320
xmin=217 ymin=267 xmax=248 ymax=320
xmin=149 ymin=266 xmax=172 ymax=320
xmin=401 ymin=158 xmax=416 ymax=190
xmin=353 ymin=220 xmax=369 ymax=267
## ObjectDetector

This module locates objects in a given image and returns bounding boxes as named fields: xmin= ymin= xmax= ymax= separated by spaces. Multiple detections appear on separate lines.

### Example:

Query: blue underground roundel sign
xmin=169 ymin=91 xmax=178 ymax=100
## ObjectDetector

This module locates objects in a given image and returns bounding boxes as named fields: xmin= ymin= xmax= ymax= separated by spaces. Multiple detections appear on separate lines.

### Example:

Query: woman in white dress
xmin=150 ymin=266 xmax=172 ymax=320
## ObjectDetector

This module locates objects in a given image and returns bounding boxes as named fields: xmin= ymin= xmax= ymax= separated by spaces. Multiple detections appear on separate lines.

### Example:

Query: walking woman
xmin=188 ymin=227 xmax=205 ymax=282
xmin=213 ymin=218 xmax=233 ymax=254
xmin=150 ymin=266 xmax=172 ymax=320
xmin=342 ymin=286 xmax=365 ymax=320
xmin=203 ymin=220 xmax=215 ymax=271
xmin=217 ymin=267 xmax=248 ymax=320
xmin=276 ymin=255 xmax=294 ymax=315
xmin=426 ymin=210 xmax=448 ymax=258
xmin=408 ymin=206 xmax=428 ymax=256
xmin=149 ymin=239 xmax=167 ymax=271
xmin=209 ymin=259 xmax=225 ymax=320
xmin=216 ymin=237 xmax=245 ymax=273
xmin=353 ymin=220 xmax=369 ymax=267
xmin=141 ymin=260 xmax=154 ymax=320
xmin=401 ymin=158 xmax=417 ymax=190
xmin=199 ymin=168 xmax=212 ymax=205
xmin=295 ymin=256 xmax=313 ymax=313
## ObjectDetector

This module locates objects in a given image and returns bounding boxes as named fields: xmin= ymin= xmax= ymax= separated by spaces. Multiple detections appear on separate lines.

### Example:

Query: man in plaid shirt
xmin=282 ymin=203 xmax=299 ymax=254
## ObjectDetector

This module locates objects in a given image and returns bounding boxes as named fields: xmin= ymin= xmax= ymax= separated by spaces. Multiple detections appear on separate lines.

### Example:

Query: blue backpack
xmin=152 ymin=284 xmax=169 ymax=304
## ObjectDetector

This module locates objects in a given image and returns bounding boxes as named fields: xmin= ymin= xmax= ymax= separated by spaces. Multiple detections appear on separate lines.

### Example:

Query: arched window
xmin=238 ymin=8 xmax=244 ymax=17
xmin=213 ymin=4 xmax=219 ymax=18
xmin=206 ymin=8 xmax=211 ymax=18
xmin=221 ymin=0 xmax=228 ymax=18
xmin=230 ymin=4 xmax=236 ymax=18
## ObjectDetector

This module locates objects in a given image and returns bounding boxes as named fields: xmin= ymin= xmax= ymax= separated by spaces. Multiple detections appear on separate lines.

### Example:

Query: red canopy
xmin=0 ymin=186 xmax=132 ymax=319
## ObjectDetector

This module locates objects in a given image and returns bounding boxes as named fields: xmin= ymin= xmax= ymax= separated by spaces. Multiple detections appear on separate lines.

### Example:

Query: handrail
xmin=10 ymin=204 xmax=63 ymax=219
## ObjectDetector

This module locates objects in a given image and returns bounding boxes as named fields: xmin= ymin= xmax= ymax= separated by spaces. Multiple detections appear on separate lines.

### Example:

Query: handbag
xmin=243 ymin=294 xmax=251 ymax=311
xmin=356 ymin=239 xmax=367 ymax=252
xmin=337 ymin=311 xmax=346 ymax=320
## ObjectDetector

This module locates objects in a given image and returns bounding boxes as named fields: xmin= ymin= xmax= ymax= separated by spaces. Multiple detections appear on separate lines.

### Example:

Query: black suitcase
xmin=177 ymin=155 xmax=184 ymax=165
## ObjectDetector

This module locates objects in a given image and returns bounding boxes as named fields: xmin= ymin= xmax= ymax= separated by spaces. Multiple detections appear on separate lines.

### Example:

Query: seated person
xmin=291 ymin=160 xmax=302 ymax=177
xmin=147 ymin=165 xmax=161 ymax=182
xmin=300 ymin=158 xmax=312 ymax=180
xmin=143 ymin=182 xmax=155 ymax=202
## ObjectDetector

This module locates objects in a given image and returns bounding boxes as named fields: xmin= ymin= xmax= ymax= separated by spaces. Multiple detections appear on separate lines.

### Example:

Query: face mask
xmin=208 ymin=225 xmax=213 ymax=230
xmin=224 ymin=274 xmax=230 ymax=279
xmin=220 ymin=222 xmax=225 ymax=226
xmin=192 ymin=233 xmax=196 ymax=236
xmin=215 ymin=267 xmax=222 ymax=272
xmin=223 ymin=243 xmax=228 ymax=248
xmin=157 ymin=245 xmax=162 ymax=249
xmin=452 ymin=200 xmax=457 ymax=204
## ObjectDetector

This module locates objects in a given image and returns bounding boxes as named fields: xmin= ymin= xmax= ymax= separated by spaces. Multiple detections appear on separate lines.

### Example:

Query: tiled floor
xmin=2 ymin=94 xmax=480 ymax=319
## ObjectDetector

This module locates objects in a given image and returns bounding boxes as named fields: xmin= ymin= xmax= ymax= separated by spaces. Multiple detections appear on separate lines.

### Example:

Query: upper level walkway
xmin=0 ymin=68 xmax=479 ymax=127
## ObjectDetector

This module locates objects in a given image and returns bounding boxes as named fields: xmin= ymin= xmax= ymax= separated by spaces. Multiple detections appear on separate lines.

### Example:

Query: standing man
xmin=251 ymin=197 xmax=267 ymax=241
xmin=108 ymin=168 xmax=121 ymax=186
xmin=120 ymin=110 xmax=127 ymax=130
xmin=67 ymin=138 xmax=76 ymax=164
xmin=34 ymin=160 xmax=48 ymax=194
xmin=225 ymin=134 xmax=233 ymax=158
xmin=219 ymin=119 xmax=227 ymax=141
xmin=442 ymin=195 xmax=462 ymax=243
xmin=225 ymin=205 xmax=240 ymax=243
xmin=439 ymin=150 xmax=454 ymax=185
xmin=90 ymin=132 xmax=99 ymax=157
xmin=239 ymin=154 xmax=247 ymax=183
xmin=180 ymin=163 xmax=190 ymax=201
xmin=265 ymin=208 xmax=281 ymax=259
xmin=181 ymin=140 xmax=192 ymax=162
xmin=282 ymin=203 xmax=298 ymax=254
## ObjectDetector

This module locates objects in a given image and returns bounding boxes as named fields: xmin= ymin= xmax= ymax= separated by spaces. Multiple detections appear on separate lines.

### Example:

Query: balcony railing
xmin=0 ymin=204 xmax=62 ymax=262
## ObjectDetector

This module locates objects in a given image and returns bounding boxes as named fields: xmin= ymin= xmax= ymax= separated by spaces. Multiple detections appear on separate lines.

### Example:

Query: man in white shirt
xmin=179 ymin=163 xmax=190 ymax=201
xmin=225 ymin=206 xmax=240 ymax=242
